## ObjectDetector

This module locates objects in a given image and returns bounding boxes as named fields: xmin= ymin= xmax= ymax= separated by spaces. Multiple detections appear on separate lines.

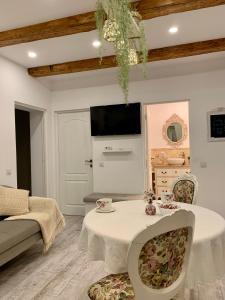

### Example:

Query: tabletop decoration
xmin=144 ymin=189 xmax=157 ymax=216
xmin=159 ymin=203 xmax=179 ymax=215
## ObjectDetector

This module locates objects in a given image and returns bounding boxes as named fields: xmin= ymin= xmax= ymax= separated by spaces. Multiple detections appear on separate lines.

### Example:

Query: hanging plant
xmin=95 ymin=0 xmax=148 ymax=103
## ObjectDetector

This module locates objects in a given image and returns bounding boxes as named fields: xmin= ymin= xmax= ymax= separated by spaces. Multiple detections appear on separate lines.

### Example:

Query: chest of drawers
xmin=154 ymin=166 xmax=190 ymax=197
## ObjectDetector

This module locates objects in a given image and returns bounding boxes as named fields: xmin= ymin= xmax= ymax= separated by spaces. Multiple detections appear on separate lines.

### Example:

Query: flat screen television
xmin=208 ymin=108 xmax=225 ymax=142
xmin=90 ymin=102 xmax=141 ymax=136
xmin=210 ymin=114 xmax=225 ymax=138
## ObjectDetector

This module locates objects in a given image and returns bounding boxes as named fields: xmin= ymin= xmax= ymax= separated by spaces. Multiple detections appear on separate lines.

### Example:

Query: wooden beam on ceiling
xmin=0 ymin=12 xmax=96 ymax=47
xmin=137 ymin=0 xmax=225 ymax=20
xmin=1 ymin=0 xmax=225 ymax=47
xmin=28 ymin=37 xmax=225 ymax=77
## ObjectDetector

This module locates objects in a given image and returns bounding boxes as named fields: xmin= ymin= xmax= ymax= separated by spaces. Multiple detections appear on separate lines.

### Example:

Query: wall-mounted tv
xmin=90 ymin=102 xmax=141 ymax=136
xmin=208 ymin=108 xmax=225 ymax=142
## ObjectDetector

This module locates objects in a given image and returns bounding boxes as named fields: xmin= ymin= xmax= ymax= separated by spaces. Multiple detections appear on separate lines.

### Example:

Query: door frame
xmin=54 ymin=108 xmax=92 ymax=211
xmin=143 ymin=99 xmax=190 ymax=191
xmin=14 ymin=101 xmax=47 ymax=196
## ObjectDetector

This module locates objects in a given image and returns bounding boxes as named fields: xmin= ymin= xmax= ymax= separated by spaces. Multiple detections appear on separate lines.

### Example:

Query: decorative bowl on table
xmin=158 ymin=203 xmax=180 ymax=216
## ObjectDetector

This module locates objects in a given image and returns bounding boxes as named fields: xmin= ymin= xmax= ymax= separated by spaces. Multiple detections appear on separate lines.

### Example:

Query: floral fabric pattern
xmin=88 ymin=273 xmax=134 ymax=300
xmin=139 ymin=228 xmax=189 ymax=289
xmin=173 ymin=180 xmax=195 ymax=204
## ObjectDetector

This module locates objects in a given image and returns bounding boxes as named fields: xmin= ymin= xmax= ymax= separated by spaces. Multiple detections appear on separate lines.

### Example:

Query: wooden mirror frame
xmin=162 ymin=114 xmax=188 ymax=147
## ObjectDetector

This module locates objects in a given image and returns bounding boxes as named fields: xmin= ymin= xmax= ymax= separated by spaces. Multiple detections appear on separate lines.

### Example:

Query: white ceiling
xmin=0 ymin=0 xmax=97 ymax=30
xmin=0 ymin=1 xmax=225 ymax=90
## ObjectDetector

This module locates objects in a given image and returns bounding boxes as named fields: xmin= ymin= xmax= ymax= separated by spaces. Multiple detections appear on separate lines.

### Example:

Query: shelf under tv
xmin=103 ymin=149 xmax=132 ymax=153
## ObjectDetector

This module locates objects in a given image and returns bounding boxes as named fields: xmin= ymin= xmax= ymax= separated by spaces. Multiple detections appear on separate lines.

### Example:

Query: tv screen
xmin=90 ymin=103 xmax=141 ymax=136
xmin=210 ymin=114 xmax=225 ymax=138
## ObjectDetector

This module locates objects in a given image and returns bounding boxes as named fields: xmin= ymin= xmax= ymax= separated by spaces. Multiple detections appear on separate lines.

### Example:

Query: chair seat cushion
xmin=88 ymin=273 xmax=135 ymax=300
xmin=173 ymin=180 xmax=195 ymax=204
xmin=0 ymin=220 xmax=40 ymax=254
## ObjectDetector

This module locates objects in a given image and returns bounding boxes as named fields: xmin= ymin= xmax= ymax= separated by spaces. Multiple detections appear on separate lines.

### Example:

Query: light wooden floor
xmin=0 ymin=216 xmax=225 ymax=300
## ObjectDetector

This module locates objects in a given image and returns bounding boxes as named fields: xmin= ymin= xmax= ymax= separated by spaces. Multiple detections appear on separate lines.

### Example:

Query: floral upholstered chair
xmin=83 ymin=210 xmax=195 ymax=300
xmin=172 ymin=174 xmax=198 ymax=205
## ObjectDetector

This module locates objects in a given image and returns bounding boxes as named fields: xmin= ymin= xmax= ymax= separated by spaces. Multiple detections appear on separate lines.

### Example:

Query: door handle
xmin=85 ymin=159 xmax=93 ymax=164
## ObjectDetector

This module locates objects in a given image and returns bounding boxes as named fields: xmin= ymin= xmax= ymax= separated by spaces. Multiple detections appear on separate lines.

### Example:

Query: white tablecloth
xmin=78 ymin=200 xmax=225 ymax=288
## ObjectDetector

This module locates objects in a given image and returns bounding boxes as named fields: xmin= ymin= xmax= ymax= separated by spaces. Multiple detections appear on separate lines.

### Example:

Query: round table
xmin=78 ymin=200 xmax=225 ymax=288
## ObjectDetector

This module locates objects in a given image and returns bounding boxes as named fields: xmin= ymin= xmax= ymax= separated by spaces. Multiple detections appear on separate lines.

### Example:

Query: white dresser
xmin=154 ymin=166 xmax=191 ymax=197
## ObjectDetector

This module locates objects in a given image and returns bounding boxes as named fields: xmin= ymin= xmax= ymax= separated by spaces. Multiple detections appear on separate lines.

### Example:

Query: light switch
xmin=200 ymin=162 xmax=207 ymax=168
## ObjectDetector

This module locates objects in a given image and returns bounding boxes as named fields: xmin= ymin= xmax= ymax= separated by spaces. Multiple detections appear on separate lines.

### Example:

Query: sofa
xmin=0 ymin=216 xmax=42 ymax=267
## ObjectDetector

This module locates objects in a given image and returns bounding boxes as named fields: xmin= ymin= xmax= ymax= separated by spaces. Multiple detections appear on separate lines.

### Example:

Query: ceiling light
xmin=28 ymin=51 xmax=37 ymax=58
xmin=92 ymin=40 xmax=101 ymax=48
xmin=169 ymin=26 xmax=178 ymax=34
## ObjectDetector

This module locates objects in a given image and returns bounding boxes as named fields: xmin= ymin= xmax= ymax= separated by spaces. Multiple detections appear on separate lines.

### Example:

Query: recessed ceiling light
xmin=169 ymin=26 xmax=178 ymax=34
xmin=92 ymin=40 xmax=101 ymax=48
xmin=28 ymin=51 xmax=37 ymax=58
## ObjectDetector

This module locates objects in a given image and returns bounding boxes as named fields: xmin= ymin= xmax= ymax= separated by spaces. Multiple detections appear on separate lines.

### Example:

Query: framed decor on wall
xmin=208 ymin=108 xmax=225 ymax=142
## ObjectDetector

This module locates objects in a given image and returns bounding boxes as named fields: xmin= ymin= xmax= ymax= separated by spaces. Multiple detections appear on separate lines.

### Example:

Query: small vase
xmin=145 ymin=203 xmax=156 ymax=216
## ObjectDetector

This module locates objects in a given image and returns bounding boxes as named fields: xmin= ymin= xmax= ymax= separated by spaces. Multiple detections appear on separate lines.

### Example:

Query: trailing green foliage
xmin=139 ymin=22 xmax=148 ymax=77
xmin=95 ymin=0 xmax=148 ymax=102
xmin=95 ymin=1 xmax=106 ymax=59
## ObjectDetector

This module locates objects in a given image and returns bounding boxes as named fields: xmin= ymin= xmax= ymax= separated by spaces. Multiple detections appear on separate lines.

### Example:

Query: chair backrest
xmin=128 ymin=210 xmax=195 ymax=300
xmin=172 ymin=173 xmax=198 ymax=205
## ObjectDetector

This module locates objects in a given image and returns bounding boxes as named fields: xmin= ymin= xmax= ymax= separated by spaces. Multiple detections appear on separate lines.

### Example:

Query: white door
xmin=58 ymin=111 xmax=93 ymax=215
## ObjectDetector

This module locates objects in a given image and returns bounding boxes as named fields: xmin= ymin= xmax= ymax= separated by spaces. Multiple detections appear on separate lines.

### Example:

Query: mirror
xmin=167 ymin=122 xmax=183 ymax=142
xmin=163 ymin=114 xmax=187 ymax=147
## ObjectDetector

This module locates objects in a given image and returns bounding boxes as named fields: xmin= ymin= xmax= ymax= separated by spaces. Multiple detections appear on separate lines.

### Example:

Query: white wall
xmin=93 ymin=136 xmax=144 ymax=194
xmin=52 ymin=69 xmax=225 ymax=217
xmin=0 ymin=56 xmax=52 ymax=194
xmin=147 ymin=101 xmax=190 ymax=149
xmin=1 ymin=53 xmax=224 ymax=217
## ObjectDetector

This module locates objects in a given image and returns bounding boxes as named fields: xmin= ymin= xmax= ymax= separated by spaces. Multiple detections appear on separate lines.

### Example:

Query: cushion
xmin=0 ymin=186 xmax=29 ymax=216
xmin=0 ymin=220 xmax=40 ymax=254
xmin=173 ymin=180 xmax=195 ymax=204
xmin=88 ymin=273 xmax=135 ymax=300
xmin=139 ymin=228 xmax=189 ymax=289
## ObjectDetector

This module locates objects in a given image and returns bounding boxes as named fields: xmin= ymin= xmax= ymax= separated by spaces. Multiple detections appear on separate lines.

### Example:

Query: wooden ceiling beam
xmin=137 ymin=0 xmax=225 ymax=20
xmin=28 ymin=37 xmax=225 ymax=77
xmin=0 ymin=12 xmax=96 ymax=47
xmin=0 ymin=0 xmax=225 ymax=47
